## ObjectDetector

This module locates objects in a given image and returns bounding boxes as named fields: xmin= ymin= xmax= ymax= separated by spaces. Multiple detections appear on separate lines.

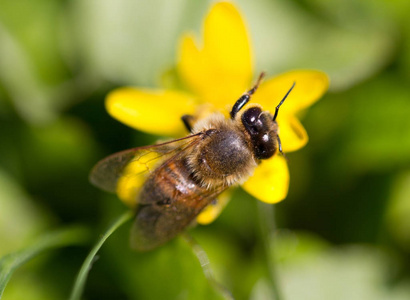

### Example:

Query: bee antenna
xmin=272 ymin=82 xmax=296 ymax=121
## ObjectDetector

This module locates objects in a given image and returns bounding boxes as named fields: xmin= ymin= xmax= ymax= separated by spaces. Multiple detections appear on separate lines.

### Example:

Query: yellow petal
xmin=242 ymin=155 xmax=289 ymax=204
xmin=253 ymin=70 xmax=329 ymax=114
xmin=196 ymin=189 xmax=232 ymax=225
xmin=277 ymin=114 xmax=308 ymax=152
xmin=106 ymin=87 xmax=196 ymax=136
xmin=178 ymin=2 xmax=252 ymax=108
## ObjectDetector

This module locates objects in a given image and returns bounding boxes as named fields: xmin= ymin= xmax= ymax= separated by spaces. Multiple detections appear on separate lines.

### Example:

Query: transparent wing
xmin=131 ymin=184 xmax=227 ymax=251
xmin=89 ymin=133 xmax=204 ymax=194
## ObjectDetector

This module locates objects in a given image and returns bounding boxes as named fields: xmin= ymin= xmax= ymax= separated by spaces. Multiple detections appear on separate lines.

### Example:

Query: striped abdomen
xmin=130 ymin=155 xmax=226 ymax=251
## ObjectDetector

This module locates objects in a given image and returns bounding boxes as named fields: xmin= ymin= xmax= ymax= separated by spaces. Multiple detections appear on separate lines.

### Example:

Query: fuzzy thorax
xmin=187 ymin=113 xmax=258 ymax=189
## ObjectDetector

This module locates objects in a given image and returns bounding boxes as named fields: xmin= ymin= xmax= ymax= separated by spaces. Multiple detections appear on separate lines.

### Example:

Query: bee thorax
xmin=188 ymin=129 xmax=257 ymax=188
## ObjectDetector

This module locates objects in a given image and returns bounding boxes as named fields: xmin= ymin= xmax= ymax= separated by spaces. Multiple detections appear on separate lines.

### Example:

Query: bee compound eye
xmin=242 ymin=107 xmax=261 ymax=126
xmin=242 ymin=107 xmax=264 ymax=136
xmin=255 ymin=133 xmax=276 ymax=159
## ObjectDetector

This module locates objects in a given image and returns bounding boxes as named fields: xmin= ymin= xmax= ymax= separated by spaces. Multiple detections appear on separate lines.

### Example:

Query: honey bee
xmin=90 ymin=73 xmax=295 ymax=251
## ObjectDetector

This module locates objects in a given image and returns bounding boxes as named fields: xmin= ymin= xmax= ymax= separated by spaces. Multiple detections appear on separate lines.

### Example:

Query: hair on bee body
xmin=188 ymin=112 xmax=258 ymax=189
xmin=90 ymin=73 xmax=296 ymax=250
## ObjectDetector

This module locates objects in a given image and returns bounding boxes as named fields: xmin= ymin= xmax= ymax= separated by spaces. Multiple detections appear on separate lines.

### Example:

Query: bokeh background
xmin=1 ymin=0 xmax=410 ymax=299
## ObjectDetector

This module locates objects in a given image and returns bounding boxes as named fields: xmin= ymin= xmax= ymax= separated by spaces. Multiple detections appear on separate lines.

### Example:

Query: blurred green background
xmin=1 ymin=0 xmax=410 ymax=299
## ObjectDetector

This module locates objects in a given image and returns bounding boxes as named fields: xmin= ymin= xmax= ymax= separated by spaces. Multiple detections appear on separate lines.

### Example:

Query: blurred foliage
xmin=0 ymin=0 xmax=410 ymax=299
xmin=0 ymin=226 xmax=89 ymax=298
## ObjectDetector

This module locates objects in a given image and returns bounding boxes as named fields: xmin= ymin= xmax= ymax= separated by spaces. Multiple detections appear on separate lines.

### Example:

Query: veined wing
xmin=89 ymin=133 xmax=204 ymax=197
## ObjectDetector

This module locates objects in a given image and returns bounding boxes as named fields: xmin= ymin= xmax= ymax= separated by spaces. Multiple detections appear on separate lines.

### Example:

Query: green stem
xmin=0 ymin=226 xmax=89 ymax=298
xmin=69 ymin=211 xmax=133 ymax=300
xmin=257 ymin=201 xmax=282 ymax=300
xmin=182 ymin=233 xmax=235 ymax=300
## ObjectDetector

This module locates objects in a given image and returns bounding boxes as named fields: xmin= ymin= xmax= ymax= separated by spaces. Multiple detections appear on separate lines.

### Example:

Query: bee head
xmin=240 ymin=81 xmax=295 ymax=160
xmin=241 ymin=106 xmax=278 ymax=159
xmin=230 ymin=73 xmax=295 ymax=160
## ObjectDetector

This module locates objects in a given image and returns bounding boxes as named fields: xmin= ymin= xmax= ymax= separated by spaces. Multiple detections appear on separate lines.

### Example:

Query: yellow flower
xmin=105 ymin=2 xmax=328 ymax=224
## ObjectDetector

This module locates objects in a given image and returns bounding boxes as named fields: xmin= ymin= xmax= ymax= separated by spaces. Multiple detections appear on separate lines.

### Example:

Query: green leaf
xmin=69 ymin=211 xmax=133 ymax=300
xmin=101 ymin=220 xmax=235 ymax=300
xmin=0 ymin=226 xmax=89 ymax=298
xmin=0 ymin=168 xmax=50 ymax=256
xmin=182 ymin=233 xmax=234 ymax=300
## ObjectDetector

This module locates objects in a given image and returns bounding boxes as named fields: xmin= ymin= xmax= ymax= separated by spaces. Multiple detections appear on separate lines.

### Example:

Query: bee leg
xmin=181 ymin=114 xmax=196 ymax=132
xmin=230 ymin=72 xmax=265 ymax=119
